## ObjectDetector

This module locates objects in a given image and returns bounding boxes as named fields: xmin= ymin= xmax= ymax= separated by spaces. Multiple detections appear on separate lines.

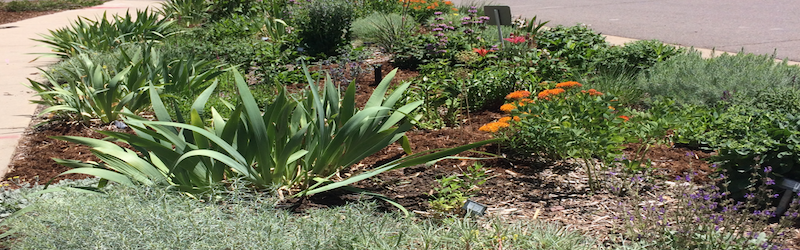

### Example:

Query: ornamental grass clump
xmin=613 ymin=163 xmax=800 ymax=250
xmin=481 ymin=82 xmax=629 ymax=192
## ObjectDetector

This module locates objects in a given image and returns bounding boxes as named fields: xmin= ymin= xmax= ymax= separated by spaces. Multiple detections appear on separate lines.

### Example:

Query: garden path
xmin=0 ymin=0 xmax=162 ymax=179
xmin=456 ymin=0 xmax=800 ymax=64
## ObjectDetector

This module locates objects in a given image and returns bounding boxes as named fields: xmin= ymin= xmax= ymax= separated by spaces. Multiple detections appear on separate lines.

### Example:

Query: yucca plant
xmin=29 ymin=44 xmax=225 ymax=123
xmin=34 ymin=9 xmax=176 ymax=58
xmin=52 ymin=66 xmax=497 ymax=210
xmin=29 ymin=53 xmax=151 ymax=123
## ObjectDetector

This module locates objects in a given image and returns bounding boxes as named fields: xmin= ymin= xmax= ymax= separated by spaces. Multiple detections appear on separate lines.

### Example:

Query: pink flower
xmin=503 ymin=36 xmax=526 ymax=44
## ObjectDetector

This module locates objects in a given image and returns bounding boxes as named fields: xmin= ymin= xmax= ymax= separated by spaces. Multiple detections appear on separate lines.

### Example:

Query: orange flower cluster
xmin=479 ymin=121 xmax=510 ymax=133
xmin=618 ymin=115 xmax=630 ymax=121
xmin=399 ymin=0 xmax=452 ymax=10
xmin=537 ymin=88 xmax=565 ymax=100
xmin=555 ymin=81 xmax=582 ymax=89
xmin=581 ymin=89 xmax=603 ymax=96
xmin=500 ymin=103 xmax=517 ymax=113
xmin=505 ymin=90 xmax=531 ymax=100
xmin=498 ymin=116 xmax=521 ymax=123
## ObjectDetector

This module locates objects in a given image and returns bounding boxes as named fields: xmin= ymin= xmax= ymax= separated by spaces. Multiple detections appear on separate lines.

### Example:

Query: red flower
xmin=503 ymin=36 xmax=526 ymax=44
xmin=473 ymin=47 xmax=490 ymax=56
xmin=618 ymin=115 xmax=630 ymax=122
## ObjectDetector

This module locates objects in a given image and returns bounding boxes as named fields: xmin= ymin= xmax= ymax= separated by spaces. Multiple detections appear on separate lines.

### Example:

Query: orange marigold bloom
xmin=513 ymin=116 xmax=521 ymax=122
xmin=444 ymin=0 xmax=452 ymax=5
xmin=499 ymin=117 xmax=512 ymax=123
xmin=618 ymin=115 xmax=630 ymax=121
xmin=555 ymin=81 xmax=582 ymax=89
xmin=505 ymin=90 xmax=531 ymax=100
xmin=608 ymin=106 xmax=616 ymax=110
xmin=500 ymin=103 xmax=516 ymax=113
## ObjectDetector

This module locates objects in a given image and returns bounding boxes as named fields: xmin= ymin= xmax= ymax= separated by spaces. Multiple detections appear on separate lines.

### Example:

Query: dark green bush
xmin=537 ymin=24 xmax=608 ymax=74
xmin=292 ymin=0 xmax=354 ymax=57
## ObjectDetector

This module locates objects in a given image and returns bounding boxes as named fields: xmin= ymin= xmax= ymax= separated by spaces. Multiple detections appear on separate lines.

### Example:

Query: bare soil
xmin=0 ymin=9 xmax=58 ymax=25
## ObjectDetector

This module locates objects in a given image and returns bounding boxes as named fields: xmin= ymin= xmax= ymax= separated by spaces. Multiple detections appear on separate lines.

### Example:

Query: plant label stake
xmin=484 ymin=6 xmax=512 ymax=49
xmin=777 ymin=178 xmax=800 ymax=216
xmin=463 ymin=199 xmax=487 ymax=216
xmin=372 ymin=64 xmax=382 ymax=86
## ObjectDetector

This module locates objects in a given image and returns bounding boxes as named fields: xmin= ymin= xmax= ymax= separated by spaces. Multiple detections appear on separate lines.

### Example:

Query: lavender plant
xmin=613 ymin=163 xmax=800 ymax=250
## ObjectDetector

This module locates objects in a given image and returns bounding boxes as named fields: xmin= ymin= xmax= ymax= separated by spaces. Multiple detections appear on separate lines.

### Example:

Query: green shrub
xmin=537 ymin=24 xmax=608 ymax=74
xmin=595 ymin=39 xmax=687 ymax=75
xmin=489 ymin=83 xmax=627 ymax=192
xmin=636 ymin=51 xmax=800 ymax=107
xmin=351 ymin=12 xmax=417 ymax=53
xmin=292 ymin=0 xmax=354 ymax=57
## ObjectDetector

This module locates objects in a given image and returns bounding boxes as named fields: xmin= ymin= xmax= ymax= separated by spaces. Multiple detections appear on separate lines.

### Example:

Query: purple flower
xmin=745 ymin=193 xmax=755 ymax=199
xmin=434 ymin=32 xmax=445 ymax=37
xmin=711 ymin=164 xmax=717 ymax=168
xmin=463 ymin=29 xmax=474 ymax=34
xmin=764 ymin=166 xmax=773 ymax=173
xmin=766 ymin=178 xmax=775 ymax=185
xmin=462 ymin=17 xmax=471 ymax=21
xmin=435 ymin=17 xmax=444 ymax=21
xmin=479 ymin=16 xmax=490 ymax=20
xmin=434 ymin=11 xmax=443 ymax=15
xmin=686 ymin=151 xmax=695 ymax=157
xmin=432 ymin=28 xmax=443 ymax=31
xmin=468 ymin=8 xmax=478 ymax=13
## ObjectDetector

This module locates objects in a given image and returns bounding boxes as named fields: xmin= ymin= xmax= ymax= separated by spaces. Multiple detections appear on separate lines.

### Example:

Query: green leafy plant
xmin=34 ymin=9 xmax=176 ymax=58
xmin=29 ymin=45 xmax=224 ymax=123
xmin=429 ymin=162 xmax=488 ymax=215
xmin=158 ymin=0 xmax=210 ymax=27
xmin=292 ymin=0 xmax=354 ymax=57
xmin=594 ymin=39 xmax=686 ymax=75
xmin=487 ymin=84 xmax=627 ymax=192
xmin=52 ymin=66 xmax=497 ymax=210
xmin=351 ymin=12 xmax=418 ymax=53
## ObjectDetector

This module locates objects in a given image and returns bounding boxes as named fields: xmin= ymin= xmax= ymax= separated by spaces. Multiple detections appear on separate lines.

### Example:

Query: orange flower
xmin=584 ymin=89 xmax=603 ymax=96
xmin=608 ymin=106 xmax=616 ymax=110
xmin=499 ymin=117 xmax=512 ymax=123
xmin=618 ymin=115 xmax=630 ymax=121
xmin=473 ymin=47 xmax=490 ymax=56
xmin=505 ymin=90 xmax=531 ymax=100
xmin=513 ymin=116 xmax=521 ymax=122
xmin=479 ymin=121 xmax=510 ymax=133
xmin=555 ymin=81 xmax=582 ymax=89
xmin=451 ymin=7 xmax=458 ymax=11
xmin=537 ymin=88 xmax=565 ymax=100
xmin=444 ymin=0 xmax=452 ymax=5
xmin=500 ymin=103 xmax=516 ymax=113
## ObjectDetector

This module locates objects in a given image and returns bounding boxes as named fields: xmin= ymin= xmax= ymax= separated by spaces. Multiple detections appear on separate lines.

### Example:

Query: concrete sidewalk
xmin=456 ymin=0 xmax=800 ymax=63
xmin=0 ymin=0 xmax=162 ymax=179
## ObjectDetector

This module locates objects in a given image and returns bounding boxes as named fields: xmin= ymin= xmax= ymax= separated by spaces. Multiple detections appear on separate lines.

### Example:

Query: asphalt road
xmin=454 ymin=0 xmax=800 ymax=62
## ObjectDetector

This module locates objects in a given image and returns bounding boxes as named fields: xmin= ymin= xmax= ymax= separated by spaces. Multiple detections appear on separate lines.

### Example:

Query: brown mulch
xmin=0 ymin=10 xmax=59 ymax=25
